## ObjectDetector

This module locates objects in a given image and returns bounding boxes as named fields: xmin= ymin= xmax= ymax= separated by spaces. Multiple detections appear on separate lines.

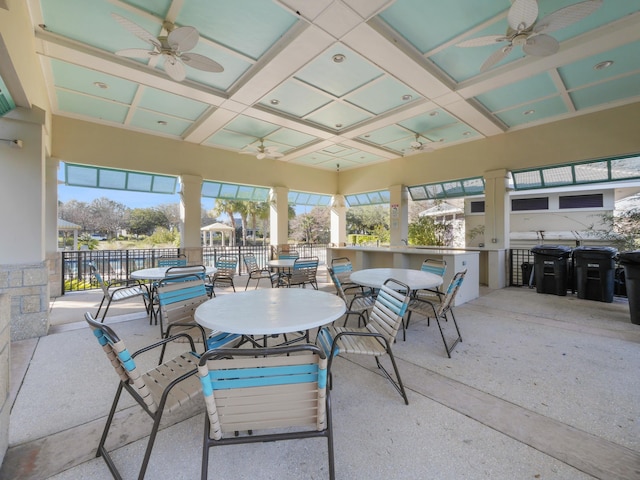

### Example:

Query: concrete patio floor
xmin=2 ymin=269 xmax=640 ymax=479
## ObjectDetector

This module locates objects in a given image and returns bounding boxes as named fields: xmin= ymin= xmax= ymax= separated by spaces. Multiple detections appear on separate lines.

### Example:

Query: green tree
xmin=408 ymin=216 xmax=450 ymax=246
xmin=290 ymin=207 xmax=329 ymax=243
xmin=347 ymin=205 xmax=389 ymax=235
xmin=88 ymin=197 xmax=128 ymax=239
xmin=128 ymin=208 xmax=169 ymax=236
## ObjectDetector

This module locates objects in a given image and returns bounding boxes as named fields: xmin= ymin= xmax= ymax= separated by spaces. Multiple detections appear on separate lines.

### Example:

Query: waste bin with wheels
xmin=530 ymin=245 xmax=572 ymax=296
xmin=619 ymin=251 xmax=640 ymax=325
xmin=572 ymin=246 xmax=617 ymax=303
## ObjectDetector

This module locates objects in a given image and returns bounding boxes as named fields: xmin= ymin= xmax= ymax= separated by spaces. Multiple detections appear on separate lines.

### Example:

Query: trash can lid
xmin=531 ymin=245 xmax=572 ymax=256
xmin=619 ymin=250 xmax=640 ymax=265
xmin=572 ymin=246 xmax=618 ymax=259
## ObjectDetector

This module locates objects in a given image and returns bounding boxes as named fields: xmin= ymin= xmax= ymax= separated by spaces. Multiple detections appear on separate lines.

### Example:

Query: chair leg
xmin=244 ymin=277 xmax=251 ymax=291
xmin=434 ymin=310 xmax=462 ymax=358
xmin=96 ymin=383 xmax=125 ymax=478
xmin=202 ymin=415 xmax=211 ymax=480
xmin=375 ymin=343 xmax=409 ymax=405
xmin=96 ymin=297 xmax=110 ymax=323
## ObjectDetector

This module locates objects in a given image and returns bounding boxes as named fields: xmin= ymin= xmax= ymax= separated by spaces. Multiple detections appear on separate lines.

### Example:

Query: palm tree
xmin=213 ymin=200 xmax=238 ymax=246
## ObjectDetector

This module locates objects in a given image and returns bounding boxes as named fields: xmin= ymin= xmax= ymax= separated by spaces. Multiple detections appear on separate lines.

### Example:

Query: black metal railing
xmin=61 ymin=244 xmax=330 ymax=293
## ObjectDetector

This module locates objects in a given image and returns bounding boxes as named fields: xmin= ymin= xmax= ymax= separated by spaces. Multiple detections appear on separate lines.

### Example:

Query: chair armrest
xmin=130 ymin=332 xmax=198 ymax=359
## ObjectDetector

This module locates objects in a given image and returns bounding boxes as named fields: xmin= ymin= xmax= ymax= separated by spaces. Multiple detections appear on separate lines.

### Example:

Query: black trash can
xmin=530 ymin=245 xmax=572 ymax=296
xmin=520 ymin=262 xmax=535 ymax=288
xmin=619 ymin=251 xmax=640 ymax=325
xmin=573 ymin=246 xmax=618 ymax=303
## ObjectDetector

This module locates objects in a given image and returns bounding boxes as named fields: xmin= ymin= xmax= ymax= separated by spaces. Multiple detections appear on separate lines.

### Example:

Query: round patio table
xmin=130 ymin=265 xmax=217 ymax=281
xmin=195 ymin=288 xmax=345 ymax=336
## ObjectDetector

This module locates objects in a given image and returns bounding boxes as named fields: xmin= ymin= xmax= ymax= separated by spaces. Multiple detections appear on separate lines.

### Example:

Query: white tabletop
xmin=350 ymin=268 xmax=442 ymax=291
xmin=195 ymin=288 xmax=345 ymax=335
xmin=267 ymin=259 xmax=296 ymax=269
xmin=130 ymin=265 xmax=217 ymax=280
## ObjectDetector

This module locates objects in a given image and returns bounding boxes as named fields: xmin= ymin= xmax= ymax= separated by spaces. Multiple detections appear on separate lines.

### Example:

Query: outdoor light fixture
xmin=332 ymin=54 xmax=345 ymax=63
xmin=0 ymin=138 xmax=23 ymax=148
xmin=594 ymin=60 xmax=613 ymax=70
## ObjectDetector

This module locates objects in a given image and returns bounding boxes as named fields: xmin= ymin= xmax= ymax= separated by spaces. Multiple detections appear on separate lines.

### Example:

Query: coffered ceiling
xmin=21 ymin=0 xmax=640 ymax=171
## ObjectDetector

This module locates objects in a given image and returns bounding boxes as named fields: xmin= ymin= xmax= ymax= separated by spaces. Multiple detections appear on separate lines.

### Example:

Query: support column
xmin=269 ymin=187 xmax=289 ymax=254
xmin=389 ymin=184 xmax=408 ymax=246
xmin=483 ymin=169 xmax=511 ymax=289
xmin=179 ymin=174 xmax=203 ymax=264
xmin=330 ymin=194 xmax=347 ymax=247
xmin=46 ymin=158 xmax=62 ymax=296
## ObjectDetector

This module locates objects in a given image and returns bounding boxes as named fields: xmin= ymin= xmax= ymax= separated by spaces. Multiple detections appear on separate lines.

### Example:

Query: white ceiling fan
xmin=111 ymin=13 xmax=223 ymax=82
xmin=456 ymin=0 xmax=602 ymax=72
xmin=240 ymin=139 xmax=284 ymax=160
xmin=406 ymin=133 xmax=431 ymax=153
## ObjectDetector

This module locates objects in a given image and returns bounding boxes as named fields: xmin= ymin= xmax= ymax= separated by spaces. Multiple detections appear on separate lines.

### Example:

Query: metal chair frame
xmin=89 ymin=262 xmax=149 ymax=323
xmin=327 ymin=266 xmax=375 ymax=327
xmin=242 ymin=254 xmax=277 ymax=290
xmin=317 ymin=278 xmax=412 ymax=404
xmin=282 ymin=256 xmax=319 ymax=289
xmin=85 ymin=312 xmax=201 ymax=480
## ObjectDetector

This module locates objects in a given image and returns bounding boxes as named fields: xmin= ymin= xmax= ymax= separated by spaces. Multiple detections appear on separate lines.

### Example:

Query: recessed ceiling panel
xmin=475 ymin=73 xmax=558 ymax=113
xmin=559 ymin=42 xmax=640 ymax=90
xmin=51 ymin=60 xmax=138 ymax=104
xmin=305 ymin=102 xmax=371 ymax=130
xmin=138 ymin=88 xmax=209 ymax=120
xmin=570 ymin=73 xmax=640 ymax=111
xmin=121 ymin=0 xmax=172 ymax=18
xmin=224 ymin=115 xmax=280 ymax=138
xmin=295 ymin=44 xmax=383 ymax=98
xmin=398 ymin=110 xmax=456 ymax=135
xmin=55 ymin=90 xmax=129 ymax=123
xmin=359 ymin=124 xmax=413 ymax=146
xmin=176 ymin=0 xmax=298 ymax=60
xmin=205 ymin=130 xmax=256 ymax=150
xmin=495 ymin=96 xmax=569 ymax=128
xmin=345 ymin=76 xmax=420 ymax=115
xmin=266 ymin=128 xmax=317 ymax=148
xmin=129 ymin=109 xmax=192 ymax=136
xmin=258 ymin=80 xmax=332 ymax=118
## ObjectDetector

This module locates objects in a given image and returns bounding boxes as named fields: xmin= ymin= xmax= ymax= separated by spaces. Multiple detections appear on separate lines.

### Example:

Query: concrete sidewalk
xmin=3 ymin=275 xmax=640 ymax=479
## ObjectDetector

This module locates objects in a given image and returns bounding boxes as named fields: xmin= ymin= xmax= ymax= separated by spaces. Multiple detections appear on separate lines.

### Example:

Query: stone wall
xmin=0 ymin=263 xmax=49 ymax=341
xmin=0 ymin=294 xmax=10 ymax=467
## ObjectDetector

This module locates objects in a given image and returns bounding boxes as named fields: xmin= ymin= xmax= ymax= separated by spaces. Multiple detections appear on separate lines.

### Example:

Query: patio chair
xmin=330 ymin=256 xmax=362 ymax=294
xmin=403 ymin=258 xmax=447 ymax=340
xmin=208 ymin=255 xmax=237 ymax=296
xmin=281 ymin=256 xmax=319 ymax=289
xmin=316 ymin=278 xmax=411 ymax=404
xmin=327 ymin=266 xmax=375 ymax=327
xmin=406 ymin=270 xmax=466 ymax=358
xmin=89 ymin=262 xmax=149 ymax=323
xmin=243 ymin=254 xmax=278 ymax=290
xmin=278 ymin=250 xmax=299 ymax=260
xmin=85 ymin=312 xmax=202 ymax=480
xmin=197 ymin=344 xmax=335 ymax=480
xmin=156 ymin=274 xmax=241 ymax=363
xmin=157 ymin=256 xmax=187 ymax=267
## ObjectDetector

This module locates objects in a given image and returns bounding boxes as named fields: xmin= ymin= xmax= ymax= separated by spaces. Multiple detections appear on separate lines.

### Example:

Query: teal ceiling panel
xmin=51 ymin=60 xmax=138 ymax=103
xmin=56 ymin=90 xmax=129 ymax=123
xmin=258 ymin=80 xmax=331 ymax=118
xmin=305 ymin=102 xmax=371 ymax=130
xmin=129 ymin=109 xmax=192 ymax=136
xmin=496 ymin=96 xmax=568 ymax=128
xmin=345 ymin=76 xmax=420 ymax=115
xmin=475 ymin=73 xmax=558 ymax=113
xmin=138 ymin=88 xmax=209 ymax=120
xmin=570 ymin=73 xmax=640 ymax=111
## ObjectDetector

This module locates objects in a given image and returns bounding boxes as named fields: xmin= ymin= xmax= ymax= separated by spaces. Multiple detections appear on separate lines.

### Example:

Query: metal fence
xmin=61 ymin=243 xmax=329 ymax=293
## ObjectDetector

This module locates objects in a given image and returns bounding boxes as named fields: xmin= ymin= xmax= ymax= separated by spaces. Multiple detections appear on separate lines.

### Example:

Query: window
xmin=512 ymin=197 xmax=548 ymax=211
xmin=559 ymin=194 xmax=603 ymax=209
xmin=470 ymin=201 xmax=485 ymax=213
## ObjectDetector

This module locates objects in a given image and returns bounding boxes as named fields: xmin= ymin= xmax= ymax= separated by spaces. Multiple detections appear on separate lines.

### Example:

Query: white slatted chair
xmin=406 ymin=270 xmax=466 ymax=358
xmin=317 ymin=278 xmax=412 ymax=404
xmin=197 ymin=344 xmax=335 ymax=480
xmin=327 ymin=266 xmax=375 ymax=327
xmin=89 ymin=262 xmax=149 ymax=323
xmin=404 ymin=258 xmax=447 ymax=340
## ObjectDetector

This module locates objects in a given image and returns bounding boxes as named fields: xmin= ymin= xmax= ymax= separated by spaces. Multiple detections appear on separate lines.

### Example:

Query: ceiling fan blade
xmin=507 ymin=0 xmax=538 ymax=32
xmin=111 ymin=13 xmax=160 ymax=49
xmin=115 ymin=48 xmax=154 ymax=59
xmin=167 ymin=26 xmax=199 ymax=52
xmin=256 ymin=152 xmax=266 ymax=160
xmin=456 ymin=35 xmax=508 ymax=48
xmin=534 ymin=0 xmax=603 ymax=35
xmin=480 ymin=45 xmax=513 ymax=72
xmin=163 ymin=56 xmax=186 ymax=81
xmin=267 ymin=152 xmax=284 ymax=159
xmin=239 ymin=150 xmax=256 ymax=155
xmin=523 ymin=34 xmax=559 ymax=56
xmin=181 ymin=53 xmax=224 ymax=73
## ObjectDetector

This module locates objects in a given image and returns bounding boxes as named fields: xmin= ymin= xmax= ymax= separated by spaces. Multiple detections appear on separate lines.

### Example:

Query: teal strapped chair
xmin=197 ymin=344 xmax=335 ymax=480
xmin=155 ymin=274 xmax=241 ymax=363
xmin=85 ymin=312 xmax=202 ymax=480
xmin=89 ymin=262 xmax=149 ymax=322
xmin=327 ymin=266 xmax=375 ymax=327
xmin=281 ymin=256 xmax=319 ymax=289
xmin=242 ymin=254 xmax=278 ymax=290
xmin=330 ymin=256 xmax=362 ymax=294
xmin=317 ymin=278 xmax=412 ymax=404
xmin=157 ymin=256 xmax=187 ymax=267
xmin=403 ymin=258 xmax=447 ymax=340
xmin=208 ymin=255 xmax=237 ymax=296
xmin=406 ymin=270 xmax=466 ymax=358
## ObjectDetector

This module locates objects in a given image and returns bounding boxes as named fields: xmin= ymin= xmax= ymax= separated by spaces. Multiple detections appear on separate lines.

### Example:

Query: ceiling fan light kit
xmin=112 ymin=13 xmax=224 ymax=82
xmin=456 ymin=0 xmax=602 ymax=72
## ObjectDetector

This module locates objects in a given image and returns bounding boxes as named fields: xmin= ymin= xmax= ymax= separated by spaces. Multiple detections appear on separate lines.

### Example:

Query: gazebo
xmin=57 ymin=218 xmax=81 ymax=250
xmin=201 ymin=222 xmax=235 ymax=247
